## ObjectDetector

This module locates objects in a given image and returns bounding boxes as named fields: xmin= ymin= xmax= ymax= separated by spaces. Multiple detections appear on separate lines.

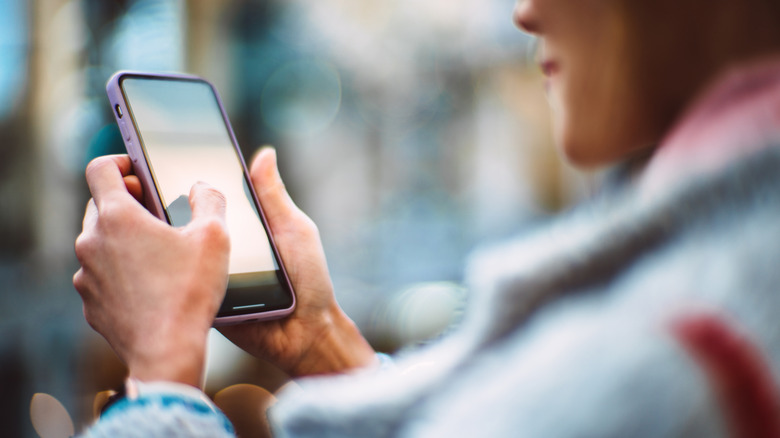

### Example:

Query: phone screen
xmin=120 ymin=76 xmax=293 ymax=317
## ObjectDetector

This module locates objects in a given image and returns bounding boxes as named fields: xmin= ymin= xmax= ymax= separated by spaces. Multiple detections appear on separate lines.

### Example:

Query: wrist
xmin=290 ymin=305 xmax=377 ymax=377
xmin=127 ymin=321 xmax=210 ymax=388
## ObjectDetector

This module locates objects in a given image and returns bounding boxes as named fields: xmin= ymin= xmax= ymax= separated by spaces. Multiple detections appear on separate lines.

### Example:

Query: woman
xmin=75 ymin=0 xmax=780 ymax=436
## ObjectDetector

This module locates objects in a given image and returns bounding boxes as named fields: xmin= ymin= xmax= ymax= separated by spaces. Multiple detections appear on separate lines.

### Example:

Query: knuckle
xmin=199 ymin=218 xmax=230 ymax=248
xmin=255 ymin=177 xmax=284 ymax=200
xmin=85 ymin=156 xmax=112 ymax=178
xmin=272 ymin=178 xmax=287 ymax=194
xmin=72 ymin=270 xmax=84 ymax=292
xmin=74 ymin=234 xmax=94 ymax=263
xmin=96 ymin=200 xmax=126 ymax=229
xmin=301 ymin=216 xmax=320 ymax=239
xmin=73 ymin=268 xmax=94 ymax=298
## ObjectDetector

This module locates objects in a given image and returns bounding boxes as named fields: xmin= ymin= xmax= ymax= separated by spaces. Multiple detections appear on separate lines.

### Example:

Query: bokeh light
xmin=261 ymin=59 xmax=342 ymax=137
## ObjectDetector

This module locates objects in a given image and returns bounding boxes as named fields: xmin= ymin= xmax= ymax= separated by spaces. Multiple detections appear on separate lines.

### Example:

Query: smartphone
xmin=106 ymin=71 xmax=295 ymax=325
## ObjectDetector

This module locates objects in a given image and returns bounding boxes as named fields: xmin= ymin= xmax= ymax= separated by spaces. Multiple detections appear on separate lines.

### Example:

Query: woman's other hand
xmin=219 ymin=148 xmax=377 ymax=377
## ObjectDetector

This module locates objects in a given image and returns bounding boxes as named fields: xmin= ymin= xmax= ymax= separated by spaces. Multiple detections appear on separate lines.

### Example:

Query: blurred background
xmin=0 ymin=0 xmax=595 ymax=435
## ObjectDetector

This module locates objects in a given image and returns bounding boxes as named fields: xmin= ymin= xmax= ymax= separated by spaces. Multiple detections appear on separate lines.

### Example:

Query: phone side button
xmin=126 ymin=143 xmax=138 ymax=163
xmin=119 ymin=120 xmax=132 ymax=141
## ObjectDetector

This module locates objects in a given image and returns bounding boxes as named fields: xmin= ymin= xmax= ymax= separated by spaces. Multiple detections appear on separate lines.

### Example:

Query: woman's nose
xmin=514 ymin=0 xmax=541 ymax=34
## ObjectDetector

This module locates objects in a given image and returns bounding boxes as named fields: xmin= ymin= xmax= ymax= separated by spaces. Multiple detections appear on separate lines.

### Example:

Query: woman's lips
xmin=540 ymin=60 xmax=559 ymax=77
xmin=540 ymin=60 xmax=559 ymax=95
xmin=540 ymin=60 xmax=559 ymax=94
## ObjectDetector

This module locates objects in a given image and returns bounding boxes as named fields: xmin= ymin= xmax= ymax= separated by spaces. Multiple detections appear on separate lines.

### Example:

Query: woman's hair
xmin=612 ymin=0 xmax=780 ymax=142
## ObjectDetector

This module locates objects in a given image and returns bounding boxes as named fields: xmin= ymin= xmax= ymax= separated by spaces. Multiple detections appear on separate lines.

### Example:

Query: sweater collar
xmin=639 ymin=56 xmax=780 ymax=196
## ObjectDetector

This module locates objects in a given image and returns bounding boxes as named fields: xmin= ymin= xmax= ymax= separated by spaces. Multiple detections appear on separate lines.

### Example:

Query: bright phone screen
xmin=121 ymin=76 xmax=292 ymax=317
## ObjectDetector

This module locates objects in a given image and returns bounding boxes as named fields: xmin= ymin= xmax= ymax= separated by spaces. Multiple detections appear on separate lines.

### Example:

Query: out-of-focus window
xmin=104 ymin=0 xmax=184 ymax=72
xmin=0 ymin=0 xmax=27 ymax=120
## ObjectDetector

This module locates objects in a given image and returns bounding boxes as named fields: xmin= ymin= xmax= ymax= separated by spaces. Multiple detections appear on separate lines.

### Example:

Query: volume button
xmin=119 ymin=120 xmax=132 ymax=141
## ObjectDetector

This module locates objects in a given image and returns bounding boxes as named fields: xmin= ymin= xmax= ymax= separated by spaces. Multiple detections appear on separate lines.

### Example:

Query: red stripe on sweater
xmin=670 ymin=313 xmax=780 ymax=438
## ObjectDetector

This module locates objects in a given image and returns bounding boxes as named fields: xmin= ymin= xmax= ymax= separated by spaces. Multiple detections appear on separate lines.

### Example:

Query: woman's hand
xmin=218 ymin=148 xmax=377 ymax=377
xmin=73 ymin=155 xmax=230 ymax=388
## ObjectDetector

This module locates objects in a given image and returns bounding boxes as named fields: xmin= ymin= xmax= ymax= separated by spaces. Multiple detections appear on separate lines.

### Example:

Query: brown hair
xmin=615 ymin=0 xmax=780 ymax=143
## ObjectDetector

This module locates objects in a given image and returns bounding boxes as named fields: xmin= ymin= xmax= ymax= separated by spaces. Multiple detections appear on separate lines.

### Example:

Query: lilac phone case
xmin=106 ymin=70 xmax=296 ymax=325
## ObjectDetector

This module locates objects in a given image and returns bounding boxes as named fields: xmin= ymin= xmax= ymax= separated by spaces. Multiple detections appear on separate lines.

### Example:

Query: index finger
xmin=85 ymin=155 xmax=135 ymax=206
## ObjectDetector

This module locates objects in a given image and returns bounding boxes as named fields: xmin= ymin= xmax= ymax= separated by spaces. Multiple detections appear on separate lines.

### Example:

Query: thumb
xmin=188 ymin=182 xmax=227 ymax=226
xmin=249 ymin=147 xmax=302 ymax=232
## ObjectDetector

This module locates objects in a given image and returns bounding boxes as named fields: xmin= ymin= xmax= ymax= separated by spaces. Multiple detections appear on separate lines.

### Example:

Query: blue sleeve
xmin=80 ymin=392 xmax=235 ymax=438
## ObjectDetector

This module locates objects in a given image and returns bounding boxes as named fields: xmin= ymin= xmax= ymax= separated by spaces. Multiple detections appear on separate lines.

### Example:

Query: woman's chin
xmin=554 ymin=125 xmax=607 ymax=169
